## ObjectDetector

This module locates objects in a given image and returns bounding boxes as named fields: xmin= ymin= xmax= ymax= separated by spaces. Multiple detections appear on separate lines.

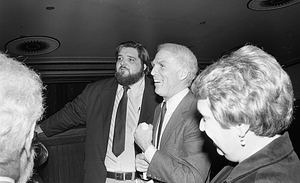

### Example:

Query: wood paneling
xmin=37 ymin=128 xmax=86 ymax=183
xmin=43 ymin=82 xmax=90 ymax=118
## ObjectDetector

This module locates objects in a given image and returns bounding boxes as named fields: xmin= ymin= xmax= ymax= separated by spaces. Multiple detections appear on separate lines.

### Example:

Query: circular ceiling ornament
xmin=5 ymin=36 xmax=60 ymax=56
xmin=247 ymin=0 xmax=300 ymax=11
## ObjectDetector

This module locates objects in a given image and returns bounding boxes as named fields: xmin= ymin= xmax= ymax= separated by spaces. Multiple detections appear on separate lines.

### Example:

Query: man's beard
xmin=115 ymin=66 xmax=144 ymax=86
xmin=17 ymin=148 xmax=35 ymax=183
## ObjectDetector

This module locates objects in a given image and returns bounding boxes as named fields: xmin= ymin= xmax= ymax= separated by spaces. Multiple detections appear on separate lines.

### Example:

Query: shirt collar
xmin=164 ymin=88 xmax=189 ymax=114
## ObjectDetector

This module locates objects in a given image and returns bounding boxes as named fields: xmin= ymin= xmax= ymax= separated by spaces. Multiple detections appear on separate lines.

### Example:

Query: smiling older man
xmin=134 ymin=43 xmax=211 ymax=183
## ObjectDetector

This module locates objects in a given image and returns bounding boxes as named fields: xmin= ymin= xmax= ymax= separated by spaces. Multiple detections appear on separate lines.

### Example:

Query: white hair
xmin=0 ymin=52 xmax=44 ymax=180
xmin=157 ymin=43 xmax=198 ymax=86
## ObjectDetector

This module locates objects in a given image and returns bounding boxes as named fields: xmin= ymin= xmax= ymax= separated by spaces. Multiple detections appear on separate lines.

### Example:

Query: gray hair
xmin=0 ymin=52 xmax=45 ymax=178
xmin=192 ymin=45 xmax=294 ymax=137
xmin=157 ymin=43 xmax=198 ymax=86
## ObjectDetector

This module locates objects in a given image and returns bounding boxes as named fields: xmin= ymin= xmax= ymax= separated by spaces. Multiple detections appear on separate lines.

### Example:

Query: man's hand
xmin=135 ymin=153 xmax=149 ymax=172
xmin=134 ymin=123 xmax=153 ymax=152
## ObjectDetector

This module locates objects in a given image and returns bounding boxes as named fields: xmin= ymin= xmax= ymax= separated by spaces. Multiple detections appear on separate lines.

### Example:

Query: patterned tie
xmin=156 ymin=101 xmax=166 ymax=148
xmin=112 ymin=86 xmax=129 ymax=157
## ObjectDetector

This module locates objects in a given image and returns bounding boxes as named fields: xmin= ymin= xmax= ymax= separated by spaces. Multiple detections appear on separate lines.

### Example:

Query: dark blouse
xmin=210 ymin=132 xmax=300 ymax=183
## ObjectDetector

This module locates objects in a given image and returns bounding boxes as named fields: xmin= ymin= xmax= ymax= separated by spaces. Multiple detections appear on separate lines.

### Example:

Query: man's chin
xmin=154 ymin=86 xmax=164 ymax=95
xmin=115 ymin=71 xmax=143 ymax=86
xmin=154 ymin=88 xmax=161 ymax=95
xmin=118 ymin=70 xmax=130 ymax=76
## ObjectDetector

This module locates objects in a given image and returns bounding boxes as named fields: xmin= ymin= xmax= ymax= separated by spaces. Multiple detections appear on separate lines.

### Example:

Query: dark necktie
xmin=156 ymin=101 xmax=166 ymax=148
xmin=112 ymin=86 xmax=129 ymax=157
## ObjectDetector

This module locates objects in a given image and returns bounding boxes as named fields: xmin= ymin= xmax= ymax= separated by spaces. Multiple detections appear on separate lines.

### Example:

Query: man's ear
xmin=178 ymin=68 xmax=188 ymax=81
xmin=24 ymin=123 xmax=36 ymax=157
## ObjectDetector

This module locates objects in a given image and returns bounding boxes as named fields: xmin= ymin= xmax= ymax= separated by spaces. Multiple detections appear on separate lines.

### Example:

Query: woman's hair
xmin=157 ymin=43 xmax=198 ymax=86
xmin=191 ymin=45 xmax=294 ymax=137
xmin=115 ymin=40 xmax=151 ymax=75
xmin=0 ymin=52 xmax=45 ymax=165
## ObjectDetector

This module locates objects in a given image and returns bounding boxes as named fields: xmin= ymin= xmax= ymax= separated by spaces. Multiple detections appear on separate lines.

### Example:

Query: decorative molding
xmin=18 ymin=57 xmax=213 ymax=83
xmin=20 ymin=57 xmax=116 ymax=83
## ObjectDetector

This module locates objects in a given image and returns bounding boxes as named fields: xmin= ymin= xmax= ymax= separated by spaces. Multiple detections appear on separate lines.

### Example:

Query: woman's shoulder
xmin=253 ymin=151 xmax=300 ymax=182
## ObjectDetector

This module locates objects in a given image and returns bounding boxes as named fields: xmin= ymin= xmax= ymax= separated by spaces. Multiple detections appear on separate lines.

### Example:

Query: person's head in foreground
xmin=191 ymin=44 xmax=300 ymax=180
xmin=0 ymin=52 xmax=44 ymax=183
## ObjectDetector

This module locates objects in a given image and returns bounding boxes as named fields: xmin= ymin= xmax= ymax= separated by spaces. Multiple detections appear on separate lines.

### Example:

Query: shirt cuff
xmin=144 ymin=145 xmax=157 ymax=163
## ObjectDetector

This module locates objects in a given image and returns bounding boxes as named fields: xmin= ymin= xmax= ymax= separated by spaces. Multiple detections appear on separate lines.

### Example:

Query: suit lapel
xmin=136 ymin=76 xmax=161 ymax=153
xmin=101 ymin=79 xmax=118 ymax=143
xmin=159 ymin=91 xmax=194 ymax=149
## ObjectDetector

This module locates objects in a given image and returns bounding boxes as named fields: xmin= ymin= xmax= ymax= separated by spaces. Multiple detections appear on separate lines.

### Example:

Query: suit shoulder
xmin=253 ymin=155 xmax=300 ymax=182
xmin=85 ymin=77 xmax=116 ymax=89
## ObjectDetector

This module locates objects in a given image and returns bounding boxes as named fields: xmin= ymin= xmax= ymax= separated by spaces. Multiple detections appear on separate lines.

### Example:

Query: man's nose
xmin=151 ymin=65 xmax=157 ymax=76
xmin=120 ymin=59 xmax=126 ymax=66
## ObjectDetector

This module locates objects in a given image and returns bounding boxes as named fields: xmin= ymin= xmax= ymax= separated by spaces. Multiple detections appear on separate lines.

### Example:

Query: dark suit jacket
xmin=147 ymin=91 xmax=211 ymax=183
xmin=40 ymin=76 xmax=162 ymax=183
xmin=210 ymin=132 xmax=300 ymax=183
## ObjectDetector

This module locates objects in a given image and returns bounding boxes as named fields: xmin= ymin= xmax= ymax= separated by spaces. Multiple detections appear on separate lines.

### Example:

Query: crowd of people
xmin=1 ymin=40 xmax=299 ymax=183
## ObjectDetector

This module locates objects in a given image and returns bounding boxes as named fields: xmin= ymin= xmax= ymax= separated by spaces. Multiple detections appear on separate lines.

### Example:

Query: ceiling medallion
xmin=247 ymin=0 xmax=300 ymax=11
xmin=5 ymin=36 xmax=60 ymax=56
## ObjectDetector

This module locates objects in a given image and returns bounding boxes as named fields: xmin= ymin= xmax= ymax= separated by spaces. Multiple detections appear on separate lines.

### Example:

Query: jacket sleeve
xmin=147 ymin=115 xmax=211 ymax=183
xmin=40 ymin=84 xmax=90 ymax=137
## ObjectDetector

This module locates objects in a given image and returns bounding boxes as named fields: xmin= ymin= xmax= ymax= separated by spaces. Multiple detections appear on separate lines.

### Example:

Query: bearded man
xmin=36 ymin=41 xmax=162 ymax=183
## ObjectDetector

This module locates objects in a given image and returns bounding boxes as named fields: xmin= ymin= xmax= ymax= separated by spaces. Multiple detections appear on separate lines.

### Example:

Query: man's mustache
xmin=118 ymin=66 xmax=129 ymax=70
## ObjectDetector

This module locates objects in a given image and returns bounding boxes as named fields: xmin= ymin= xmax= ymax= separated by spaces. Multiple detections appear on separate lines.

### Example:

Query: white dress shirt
xmin=145 ymin=88 xmax=189 ymax=162
xmin=105 ymin=76 xmax=145 ymax=172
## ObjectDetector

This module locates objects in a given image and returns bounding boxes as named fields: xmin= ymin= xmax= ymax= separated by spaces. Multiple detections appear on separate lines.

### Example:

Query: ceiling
xmin=0 ymin=0 xmax=300 ymax=98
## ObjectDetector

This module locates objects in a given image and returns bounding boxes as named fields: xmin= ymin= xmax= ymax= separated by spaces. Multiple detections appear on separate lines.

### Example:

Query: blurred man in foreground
xmin=0 ymin=52 xmax=44 ymax=183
